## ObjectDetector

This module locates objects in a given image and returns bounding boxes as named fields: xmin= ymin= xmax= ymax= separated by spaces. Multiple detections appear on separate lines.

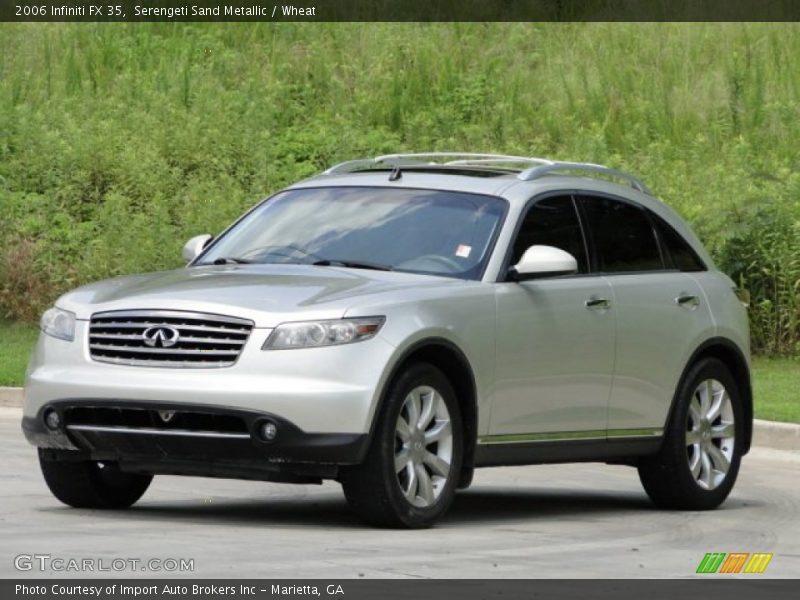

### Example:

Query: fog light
xmin=44 ymin=409 xmax=61 ymax=431
xmin=259 ymin=421 xmax=278 ymax=442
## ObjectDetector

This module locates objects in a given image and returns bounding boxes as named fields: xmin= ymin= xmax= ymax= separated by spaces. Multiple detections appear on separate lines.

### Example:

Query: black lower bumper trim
xmin=23 ymin=399 xmax=370 ymax=481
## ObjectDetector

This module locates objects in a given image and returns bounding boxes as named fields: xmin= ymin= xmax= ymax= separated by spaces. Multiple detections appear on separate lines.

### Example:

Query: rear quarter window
xmin=652 ymin=215 xmax=707 ymax=272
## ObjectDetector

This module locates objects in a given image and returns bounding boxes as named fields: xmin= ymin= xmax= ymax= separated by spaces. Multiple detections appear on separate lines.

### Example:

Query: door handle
xmin=585 ymin=297 xmax=611 ymax=310
xmin=675 ymin=294 xmax=700 ymax=309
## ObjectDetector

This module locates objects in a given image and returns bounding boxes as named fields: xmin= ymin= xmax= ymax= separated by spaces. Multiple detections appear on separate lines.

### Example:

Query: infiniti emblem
xmin=142 ymin=326 xmax=180 ymax=348
xmin=158 ymin=410 xmax=176 ymax=423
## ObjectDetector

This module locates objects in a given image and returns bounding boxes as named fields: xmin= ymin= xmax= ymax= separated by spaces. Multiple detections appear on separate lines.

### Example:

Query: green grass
xmin=752 ymin=356 xmax=800 ymax=423
xmin=1 ymin=320 xmax=797 ymax=422
xmin=0 ymin=321 xmax=38 ymax=386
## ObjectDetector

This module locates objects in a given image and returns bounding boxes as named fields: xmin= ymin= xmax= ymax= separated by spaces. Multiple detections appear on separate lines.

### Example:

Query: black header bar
xmin=3 ymin=0 xmax=800 ymax=22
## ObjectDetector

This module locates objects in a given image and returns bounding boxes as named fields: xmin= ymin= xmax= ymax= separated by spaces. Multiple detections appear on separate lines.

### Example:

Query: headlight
xmin=40 ymin=307 xmax=76 ymax=342
xmin=263 ymin=317 xmax=385 ymax=350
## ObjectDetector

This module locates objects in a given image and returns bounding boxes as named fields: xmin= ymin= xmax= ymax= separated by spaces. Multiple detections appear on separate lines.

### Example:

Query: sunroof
xmin=352 ymin=166 xmax=514 ymax=178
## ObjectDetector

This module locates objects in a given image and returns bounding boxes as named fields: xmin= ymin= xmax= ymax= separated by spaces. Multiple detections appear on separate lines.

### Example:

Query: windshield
xmin=198 ymin=186 xmax=508 ymax=280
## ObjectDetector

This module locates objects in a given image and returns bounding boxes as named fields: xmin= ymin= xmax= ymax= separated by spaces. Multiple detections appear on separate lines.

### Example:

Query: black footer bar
xmin=4 ymin=579 xmax=800 ymax=600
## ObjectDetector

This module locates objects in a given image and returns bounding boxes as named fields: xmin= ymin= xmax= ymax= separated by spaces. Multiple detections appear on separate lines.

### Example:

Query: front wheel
xmin=340 ymin=363 xmax=463 ymax=528
xmin=39 ymin=450 xmax=152 ymax=509
xmin=638 ymin=357 xmax=743 ymax=510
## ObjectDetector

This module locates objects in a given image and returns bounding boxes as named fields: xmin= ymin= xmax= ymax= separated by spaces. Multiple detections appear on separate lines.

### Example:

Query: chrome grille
xmin=89 ymin=310 xmax=254 ymax=368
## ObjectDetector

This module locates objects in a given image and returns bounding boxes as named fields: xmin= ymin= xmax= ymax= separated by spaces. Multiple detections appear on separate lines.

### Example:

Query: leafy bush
xmin=0 ymin=235 xmax=53 ymax=322
xmin=717 ymin=200 xmax=800 ymax=355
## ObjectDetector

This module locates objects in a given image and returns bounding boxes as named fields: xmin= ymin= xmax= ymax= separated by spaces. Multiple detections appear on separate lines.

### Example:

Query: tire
xmin=638 ymin=357 xmax=743 ymax=510
xmin=340 ymin=362 xmax=463 ymax=528
xmin=39 ymin=449 xmax=152 ymax=509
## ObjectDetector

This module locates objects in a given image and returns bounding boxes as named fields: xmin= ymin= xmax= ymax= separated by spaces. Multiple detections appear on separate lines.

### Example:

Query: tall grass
xmin=1 ymin=23 xmax=798 ymax=353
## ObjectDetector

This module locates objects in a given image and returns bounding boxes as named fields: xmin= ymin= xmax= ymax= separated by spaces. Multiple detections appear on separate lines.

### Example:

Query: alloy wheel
xmin=686 ymin=378 xmax=735 ymax=490
xmin=394 ymin=385 xmax=453 ymax=508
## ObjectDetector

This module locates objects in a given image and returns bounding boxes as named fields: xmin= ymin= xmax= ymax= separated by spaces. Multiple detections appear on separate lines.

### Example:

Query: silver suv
xmin=23 ymin=153 xmax=752 ymax=528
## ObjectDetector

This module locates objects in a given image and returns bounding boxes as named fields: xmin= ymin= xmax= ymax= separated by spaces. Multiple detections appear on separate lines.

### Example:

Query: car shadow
xmin=444 ymin=487 xmax=653 ymax=525
xmin=104 ymin=493 xmax=361 ymax=529
xmin=34 ymin=484 xmax=757 ymax=530
xmin=444 ymin=487 xmax=761 ymax=526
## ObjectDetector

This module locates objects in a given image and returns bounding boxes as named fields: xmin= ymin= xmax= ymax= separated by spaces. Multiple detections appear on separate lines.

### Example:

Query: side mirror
xmin=182 ymin=234 xmax=213 ymax=263
xmin=510 ymin=245 xmax=578 ymax=281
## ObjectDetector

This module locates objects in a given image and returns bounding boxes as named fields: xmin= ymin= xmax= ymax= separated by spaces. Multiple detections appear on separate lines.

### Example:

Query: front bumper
xmin=23 ymin=322 xmax=400 ymax=480
xmin=23 ymin=400 xmax=369 ymax=482
xmin=24 ymin=322 xmax=397 ymax=435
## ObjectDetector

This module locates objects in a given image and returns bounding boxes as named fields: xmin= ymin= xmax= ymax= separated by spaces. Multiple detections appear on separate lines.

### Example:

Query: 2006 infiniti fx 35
xmin=23 ymin=153 xmax=752 ymax=528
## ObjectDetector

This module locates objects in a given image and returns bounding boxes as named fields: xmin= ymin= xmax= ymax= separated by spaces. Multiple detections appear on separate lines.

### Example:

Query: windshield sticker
xmin=455 ymin=244 xmax=472 ymax=258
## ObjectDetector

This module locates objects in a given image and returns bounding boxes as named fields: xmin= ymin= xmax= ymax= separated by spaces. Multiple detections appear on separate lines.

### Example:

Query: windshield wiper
xmin=312 ymin=259 xmax=393 ymax=272
xmin=209 ymin=257 xmax=254 ymax=265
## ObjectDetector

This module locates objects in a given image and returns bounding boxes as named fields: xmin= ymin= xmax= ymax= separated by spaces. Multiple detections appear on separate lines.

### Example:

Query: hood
xmin=57 ymin=264 xmax=464 ymax=327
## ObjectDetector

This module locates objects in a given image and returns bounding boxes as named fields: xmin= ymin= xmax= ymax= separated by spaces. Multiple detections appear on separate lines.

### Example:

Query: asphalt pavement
xmin=1 ymin=407 xmax=797 ymax=578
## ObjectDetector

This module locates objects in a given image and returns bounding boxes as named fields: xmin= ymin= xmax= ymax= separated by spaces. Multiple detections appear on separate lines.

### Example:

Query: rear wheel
xmin=638 ymin=358 xmax=743 ymax=510
xmin=39 ymin=450 xmax=152 ymax=509
xmin=340 ymin=363 xmax=463 ymax=528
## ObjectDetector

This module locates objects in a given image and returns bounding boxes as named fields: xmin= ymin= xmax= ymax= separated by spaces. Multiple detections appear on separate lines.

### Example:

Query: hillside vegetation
xmin=0 ymin=23 xmax=798 ymax=354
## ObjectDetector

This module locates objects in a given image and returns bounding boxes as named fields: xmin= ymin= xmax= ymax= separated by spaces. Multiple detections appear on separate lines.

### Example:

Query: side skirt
xmin=474 ymin=429 xmax=663 ymax=467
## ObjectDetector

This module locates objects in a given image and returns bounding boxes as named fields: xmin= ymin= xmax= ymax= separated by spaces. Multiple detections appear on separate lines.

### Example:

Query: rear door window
xmin=578 ymin=195 xmax=663 ymax=273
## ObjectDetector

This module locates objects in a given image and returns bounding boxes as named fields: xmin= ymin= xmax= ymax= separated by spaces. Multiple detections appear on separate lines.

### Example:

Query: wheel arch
xmin=667 ymin=337 xmax=753 ymax=454
xmin=373 ymin=337 xmax=478 ymax=488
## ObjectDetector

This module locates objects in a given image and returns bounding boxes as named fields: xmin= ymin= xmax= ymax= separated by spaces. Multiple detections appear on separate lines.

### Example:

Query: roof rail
xmin=322 ymin=153 xmax=651 ymax=194
xmin=516 ymin=161 xmax=651 ymax=194
xmin=323 ymin=159 xmax=384 ymax=175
